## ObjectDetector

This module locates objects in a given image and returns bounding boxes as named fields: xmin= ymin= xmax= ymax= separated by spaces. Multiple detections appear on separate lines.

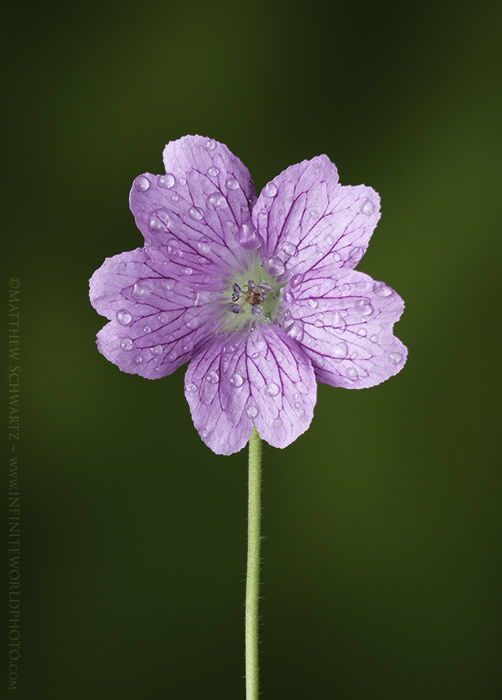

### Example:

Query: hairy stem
xmin=246 ymin=427 xmax=262 ymax=700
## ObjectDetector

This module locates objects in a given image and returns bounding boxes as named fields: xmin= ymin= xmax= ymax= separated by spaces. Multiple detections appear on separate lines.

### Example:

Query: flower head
xmin=90 ymin=136 xmax=407 ymax=454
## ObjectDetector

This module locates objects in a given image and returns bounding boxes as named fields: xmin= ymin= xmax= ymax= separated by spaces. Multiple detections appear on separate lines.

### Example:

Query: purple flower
xmin=90 ymin=136 xmax=407 ymax=455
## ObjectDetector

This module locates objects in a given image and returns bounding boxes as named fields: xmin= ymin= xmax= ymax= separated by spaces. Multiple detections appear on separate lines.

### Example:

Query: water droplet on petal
xmin=159 ymin=173 xmax=175 ymax=189
xmin=324 ymin=234 xmax=334 ymax=246
xmin=207 ymin=193 xmax=226 ymax=209
xmin=347 ymin=367 xmax=358 ymax=379
xmin=186 ymin=382 xmax=198 ymax=392
xmin=120 ymin=338 xmax=133 ymax=351
xmin=239 ymin=223 xmax=261 ymax=249
xmin=117 ymin=310 xmax=132 ymax=325
xmin=149 ymin=215 xmax=166 ymax=232
xmin=205 ymin=139 xmax=216 ymax=150
xmin=168 ymin=350 xmax=177 ymax=361
xmin=226 ymin=177 xmax=239 ymax=190
xmin=143 ymin=325 xmax=151 ymax=334
xmin=314 ymin=319 xmax=324 ymax=328
xmin=389 ymin=352 xmax=403 ymax=365
xmin=197 ymin=241 xmax=211 ymax=254
xmin=265 ymin=382 xmax=280 ymax=397
xmin=225 ymin=220 xmax=237 ymax=230
xmin=158 ymin=313 xmax=168 ymax=324
xmin=206 ymin=370 xmax=219 ymax=384
xmin=208 ymin=166 xmax=219 ymax=177
xmin=135 ymin=176 xmax=150 ymax=192
xmin=171 ymin=194 xmax=179 ymax=202
xmin=286 ymin=320 xmax=304 ymax=342
xmin=151 ymin=344 xmax=163 ymax=355
xmin=282 ymin=241 xmax=297 ymax=257
xmin=357 ymin=328 xmax=367 ymax=336
xmin=189 ymin=206 xmax=203 ymax=221
xmin=246 ymin=405 xmax=258 ymax=418
xmin=370 ymin=334 xmax=378 ymax=343
xmin=263 ymin=182 xmax=278 ymax=197
xmin=332 ymin=342 xmax=348 ymax=358
xmin=132 ymin=282 xmax=148 ymax=299
xmin=134 ymin=354 xmax=143 ymax=364
xmin=182 ymin=338 xmax=194 ymax=353
xmin=332 ymin=252 xmax=342 ymax=263
xmin=361 ymin=199 xmax=374 ymax=215
xmin=179 ymin=177 xmax=187 ymax=186
xmin=272 ymin=417 xmax=282 ymax=429
xmin=182 ymin=267 xmax=193 ymax=275
xmin=290 ymin=273 xmax=305 ymax=290
xmin=200 ymin=428 xmax=209 ymax=438
xmin=308 ymin=299 xmax=318 ymax=309
xmin=373 ymin=281 xmax=393 ymax=297
xmin=355 ymin=299 xmax=374 ymax=316
xmin=230 ymin=373 xmax=244 ymax=388
xmin=310 ymin=209 xmax=318 ymax=218
xmin=349 ymin=247 xmax=364 ymax=264
xmin=268 ymin=256 xmax=285 ymax=276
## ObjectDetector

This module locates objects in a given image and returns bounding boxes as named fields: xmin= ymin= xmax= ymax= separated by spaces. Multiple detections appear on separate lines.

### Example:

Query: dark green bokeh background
xmin=3 ymin=0 xmax=501 ymax=697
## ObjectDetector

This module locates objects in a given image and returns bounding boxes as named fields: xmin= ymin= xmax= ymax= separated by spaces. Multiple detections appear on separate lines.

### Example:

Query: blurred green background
xmin=2 ymin=0 xmax=501 ymax=697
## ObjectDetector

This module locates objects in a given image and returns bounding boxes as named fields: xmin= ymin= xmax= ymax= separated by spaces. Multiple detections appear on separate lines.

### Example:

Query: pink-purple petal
xmin=286 ymin=268 xmax=407 ymax=389
xmin=253 ymin=155 xmax=380 ymax=278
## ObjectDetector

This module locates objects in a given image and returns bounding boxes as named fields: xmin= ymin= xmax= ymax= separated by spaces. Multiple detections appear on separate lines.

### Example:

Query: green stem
xmin=246 ymin=427 xmax=262 ymax=700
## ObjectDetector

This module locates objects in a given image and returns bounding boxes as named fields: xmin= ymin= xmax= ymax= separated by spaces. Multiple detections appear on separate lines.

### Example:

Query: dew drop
xmin=159 ymin=173 xmax=175 ymax=189
xmin=308 ymin=298 xmax=318 ymax=309
xmin=225 ymin=220 xmax=237 ymax=230
xmin=117 ymin=310 xmax=132 ymax=325
xmin=265 ymin=382 xmax=280 ymax=397
xmin=324 ymin=234 xmax=334 ymax=246
xmin=182 ymin=339 xmax=194 ymax=353
xmin=143 ymin=325 xmax=151 ymax=334
xmin=355 ymin=299 xmax=374 ymax=316
xmin=389 ymin=352 xmax=403 ymax=365
xmin=282 ymin=241 xmax=297 ymax=256
xmin=189 ymin=206 xmax=203 ymax=221
xmin=349 ymin=247 xmax=364 ymax=264
xmin=332 ymin=342 xmax=348 ymax=358
xmin=373 ymin=281 xmax=393 ymax=297
xmin=272 ymin=417 xmax=282 ymax=429
xmin=332 ymin=252 xmax=342 ymax=263
xmin=230 ymin=373 xmax=244 ymax=388
xmin=361 ymin=199 xmax=374 ymax=215
xmin=268 ymin=256 xmax=285 ymax=276
xmin=357 ymin=328 xmax=367 ymax=336
xmin=314 ymin=319 xmax=324 ymax=328
xmin=208 ymin=166 xmax=219 ymax=177
xmin=226 ymin=177 xmax=239 ymax=190
xmin=205 ymin=139 xmax=216 ymax=150
xmin=151 ymin=344 xmax=163 ymax=355
xmin=207 ymin=192 xmax=226 ymax=209
xmin=197 ymin=241 xmax=211 ymax=254
xmin=179 ymin=177 xmax=187 ymax=186
xmin=149 ymin=215 xmax=166 ymax=232
xmin=134 ymin=354 xmax=143 ymax=364
xmin=310 ymin=209 xmax=318 ymax=218
xmin=370 ymin=334 xmax=378 ymax=343
xmin=135 ymin=176 xmax=150 ymax=192
xmin=290 ymin=273 xmax=305 ymax=290
xmin=239 ymin=223 xmax=261 ymax=249
xmin=346 ymin=367 xmax=358 ymax=379
xmin=286 ymin=320 xmax=304 ymax=343
xmin=158 ymin=313 xmax=168 ymax=324
xmin=263 ymin=182 xmax=278 ymax=197
xmin=132 ymin=282 xmax=148 ymax=299
xmin=186 ymin=382 xmax=198 ymax=392
xmin=168 ymin=350 xmax=177 ymax=361
xmin=171 ymin=194 xmax=179 ymax=202
xmin=120 ymin=338 xmax=133 ymax=351
xmin=200 ymin=428 xmax=209 ymax=438
xmin=246 ymin=405 xmax=258 ymax=418
xmin=182 ymin=267 xmax=193 ymax=275
xmin=206 ymin=370 xmax=219 ymax=384
xmin=316 ymin=355 xmax=325 ymax=368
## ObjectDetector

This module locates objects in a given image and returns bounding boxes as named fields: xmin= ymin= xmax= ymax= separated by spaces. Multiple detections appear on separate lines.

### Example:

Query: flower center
xmin=221 ymin=255 xmax=284 ymax=333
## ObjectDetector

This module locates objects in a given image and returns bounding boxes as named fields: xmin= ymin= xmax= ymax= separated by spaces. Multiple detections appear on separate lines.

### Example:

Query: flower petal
xmin=89 ymin=248 xmax=221 ymax=378
xmin=184 ymin=324 xmax=316 ymax=454
xmin=252 ymin=155 xmax=380 ymax=278
xmin=129 ymin=135 xmax=258 ymax=287
xmin=286 ymin=268 xmax=407 ymax=388
xmin=184 ymin=334 xmax=254 ymax=455
xmin=247 ymin=324 xmax=317 ymax=448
